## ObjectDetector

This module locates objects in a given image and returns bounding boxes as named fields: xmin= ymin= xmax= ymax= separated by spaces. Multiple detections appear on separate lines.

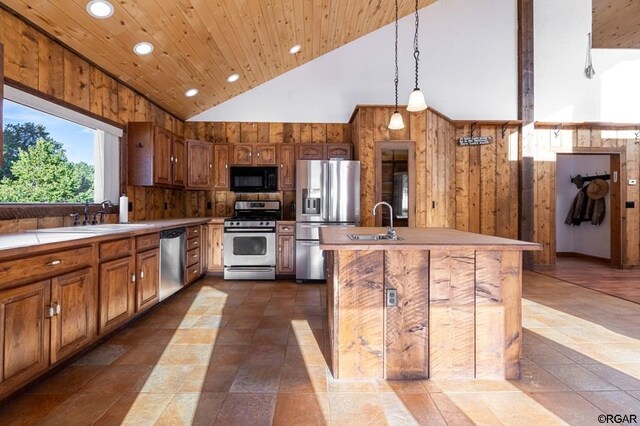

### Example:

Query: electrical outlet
xmin=386 ymin=288 xmax=398 ymax=307
xmin=629 ymin=179 xmax=637 ymax=185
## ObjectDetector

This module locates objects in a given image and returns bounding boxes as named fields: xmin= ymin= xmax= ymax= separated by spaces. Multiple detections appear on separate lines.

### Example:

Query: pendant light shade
xmin=407 ymin=89 xmax=428 ymax=112
xmin=407 ymin=0 xmax=427 ymax=112
xmin=388 ymin=0 xmax=405 ymax=130
xmin=389 ymin=111 xmax=405 ymax=130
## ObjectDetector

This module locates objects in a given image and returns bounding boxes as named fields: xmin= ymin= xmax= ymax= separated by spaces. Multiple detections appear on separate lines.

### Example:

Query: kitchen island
xmin=319 ymin=227 xmax=541 ymax=381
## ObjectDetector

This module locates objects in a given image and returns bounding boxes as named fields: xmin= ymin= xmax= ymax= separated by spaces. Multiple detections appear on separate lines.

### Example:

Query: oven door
xmin=224 ymin=230 xmax=276 ymax=267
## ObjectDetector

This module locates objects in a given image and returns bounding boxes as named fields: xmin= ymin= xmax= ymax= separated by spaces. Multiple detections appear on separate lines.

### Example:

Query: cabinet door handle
xmin=209 ymin=164 xmax=212 ymax=169
xmin=280 ymin=163 xmax=283 ymax=168
xmin=193 ymin=268 xmax=198 ymax=274
xmin=54 ymin=303 xmax=61 ymax=316
xmin=47 ymin=259 xmax=62 ymax=266
xmin=192 ymin=254 xmax=198 ymax=259
xmin=192 ymin=240 xmax=198 ymax=245
xmin=131 ymin=274 xmax=136 ymax=283
xmin=170 ymin=156 xmax=174 ymax=162
xmin=175 ymin=157 xmax=178 ymax=163
xmin=140 ymin=271 xmax=144 ymax=279
xmin=47 ymin=305 xmax=54 ymax=318
xmin=225 ymin=164 xmax=228 ymax=169
xmin=279 ymin=247 xmax=282 ymax=252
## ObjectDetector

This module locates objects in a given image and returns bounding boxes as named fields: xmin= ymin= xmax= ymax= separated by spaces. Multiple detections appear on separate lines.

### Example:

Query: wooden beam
xmin=518 ymin=0 xmax=535 ymax=269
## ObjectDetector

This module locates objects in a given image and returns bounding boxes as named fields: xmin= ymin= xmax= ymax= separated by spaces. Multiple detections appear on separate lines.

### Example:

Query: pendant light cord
xmin=413 ymin=0 xmax=419 ymax=89
xmin=394 ymin=0 xmax=399 ymax=110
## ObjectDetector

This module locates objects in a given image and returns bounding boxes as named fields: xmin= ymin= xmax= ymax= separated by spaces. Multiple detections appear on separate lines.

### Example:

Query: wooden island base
xmin=321 ymin=227 xmax=541 ymax=381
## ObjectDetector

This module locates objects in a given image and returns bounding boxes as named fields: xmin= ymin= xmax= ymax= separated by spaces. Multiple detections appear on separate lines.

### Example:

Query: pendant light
xmin=406 ymin=0 xmax=427 ymax=112
xmin=584 ymin=32 xmax=596 ymax=79
xmin=388 ymin=0 xmax=405 ymax=130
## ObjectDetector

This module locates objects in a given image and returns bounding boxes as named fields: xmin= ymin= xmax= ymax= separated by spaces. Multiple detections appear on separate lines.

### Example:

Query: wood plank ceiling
xmin=1 ymin=0 xmax=436 ymax=120
xmin=592 ymin=0 xmax=640 ymax=49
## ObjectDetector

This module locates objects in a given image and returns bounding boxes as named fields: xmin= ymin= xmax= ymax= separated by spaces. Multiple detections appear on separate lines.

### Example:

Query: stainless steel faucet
xmin=101 ymin=200 xmax=113 ymax=209
xmin=372 ymin=201 xmax=398 ymax=240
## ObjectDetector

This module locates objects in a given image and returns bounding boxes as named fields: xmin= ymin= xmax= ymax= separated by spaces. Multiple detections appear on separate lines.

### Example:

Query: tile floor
xmin=0 ymin=271 xmax=639 ymax=425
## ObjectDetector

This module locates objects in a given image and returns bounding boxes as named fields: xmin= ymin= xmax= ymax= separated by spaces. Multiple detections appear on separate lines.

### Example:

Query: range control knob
xmin=235 ymin=222 xmax=240 ymax=226
xmin=264 ymin=221 xmax=269 ymax=226
xmin=260 ymin=222 xmax=264 ymax=226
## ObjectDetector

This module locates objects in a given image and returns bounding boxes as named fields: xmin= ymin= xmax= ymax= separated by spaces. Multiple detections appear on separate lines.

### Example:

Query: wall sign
xmin=458 ymin=136 xmax=491 ymax=146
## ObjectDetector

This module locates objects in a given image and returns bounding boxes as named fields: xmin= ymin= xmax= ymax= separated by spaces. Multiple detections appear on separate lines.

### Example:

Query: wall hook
xmin=554 ymin=124 xmax=563 ymax=137
xmin=470 ymin=122 xmax=478 ymax=138
xmin=501 ymin=122 xmax=509 ymax=138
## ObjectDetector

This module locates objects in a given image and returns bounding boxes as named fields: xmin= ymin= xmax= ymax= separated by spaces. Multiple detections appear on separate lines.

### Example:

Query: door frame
xmin=374 ymin=141 xmax=416 ymax=227
xmin=553 ymin=148 xmax=624 ymax=268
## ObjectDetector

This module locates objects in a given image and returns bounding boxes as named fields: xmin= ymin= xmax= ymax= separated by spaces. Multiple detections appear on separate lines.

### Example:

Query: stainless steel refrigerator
xmin=296 ymin=160 xmax=360 ymax=281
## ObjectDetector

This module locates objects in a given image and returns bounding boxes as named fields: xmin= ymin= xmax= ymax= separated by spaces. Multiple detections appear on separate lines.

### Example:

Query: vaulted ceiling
xmin=592 ymin=0 xmax=640 ymax=49
xmin=2 ymin=0 xmax=436 ymax=120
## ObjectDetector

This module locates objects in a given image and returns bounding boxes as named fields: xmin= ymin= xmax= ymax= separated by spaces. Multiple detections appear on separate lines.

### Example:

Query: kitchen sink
xmin=347 ymin=234 xmax=402 ymax=241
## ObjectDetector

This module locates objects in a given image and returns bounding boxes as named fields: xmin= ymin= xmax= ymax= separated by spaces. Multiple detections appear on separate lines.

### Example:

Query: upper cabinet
xmin=231 ymin=144 xmax=278 ymax=166
xmin=298 ymin=143 xmax=353 ymax=161
xmin=279 ymin=144 xmax=296 ymax=190
xmin=186 ymin=139 xmax=213 ymax=190
xmin=128 ymin=122 xmax=185 ymax=188
xmin=213 ymin=145 xmax=230 ymax=190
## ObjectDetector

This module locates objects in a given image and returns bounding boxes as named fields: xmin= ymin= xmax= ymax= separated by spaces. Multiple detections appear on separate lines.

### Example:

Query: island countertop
xmin=319 ymin=226 xmax=543 ymax=251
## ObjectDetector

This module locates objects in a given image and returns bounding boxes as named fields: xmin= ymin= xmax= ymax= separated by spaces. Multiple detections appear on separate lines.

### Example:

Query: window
xmin=1 ymin=85 xmax=121 ymax=204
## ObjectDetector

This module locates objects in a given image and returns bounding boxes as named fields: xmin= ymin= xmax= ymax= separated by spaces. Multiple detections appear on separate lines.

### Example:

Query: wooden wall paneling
xmin=468 ymin=143 xmax=481 ymax=234
xmin=610 ymin=153 xmax=622 ymax=268
xmin=480 ymin=126 xmax=497 ymax=235
xmin=37 ymin=36 xmax=64 ymax=98
xmin=240 ymin=122 xmax=258 ymax=144
xmin=62 ymin=50 xmax=90 ymax=112
xmin=335 ymin=250 xmax=384 ymax=379
xmin=226 ymin=123 xmax=240 ymax=144
xmin=425 ymin=111 xmax=436 ymax=227
xmin=257 ymin=123 xmax=269 ymax=144
xmin=5 ymin=16 xmax=39 ymax=88
xmin=117 ymin=85 xmax=135 ymax=124
xmin=475 ymin=250 xmax=522 ymax=379
xmin=300 ymin=123 xmax=313 ymax=144
xmin=311 ymin=123 xmax=327 ymax=143
xmin=360 ymin=108 xmax=375 ymax=226
xmin=496 ymin=127 xmax=512 ymax=238
xmin=213 ymin=122 xmax=226 ymax=143
xmin=373 ymin=108 xmax=390 ymax=142
xmin=429 ymin=250 xmax=475 ymax=379
xmin=283 ymin=123 xmax=300 ymax=144
xmin=384 ymin=250 xmax=429 ymax=379
xmin=411 ymin=111 xmax=427 ymax=228
xmin=625 ymin=140 xmax=639 ymax=265
xmin=326 ymin=123 xmax=344 ymax=144
xmin=534 ymin=129 xmax=555 ymax=264
xmin=455 ymin=125 xmax=470 ymax=232
xmin=269 ymin=123 xmax=284 ymax=144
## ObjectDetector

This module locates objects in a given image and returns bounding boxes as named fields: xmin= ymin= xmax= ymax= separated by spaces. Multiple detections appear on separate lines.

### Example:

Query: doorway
xmin=375 ymin=141 xmax=416 ymax=227
xmin=554 ymin=153 xmax=621 ymax=268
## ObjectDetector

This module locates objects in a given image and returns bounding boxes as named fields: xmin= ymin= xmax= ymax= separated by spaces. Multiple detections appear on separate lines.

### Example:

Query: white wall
xmin=535 ymin=0 xmax=640 ymax=123
xmin=190 ymin=0 xmax=517 ymax=123
xmin=556 ymin=154 xmax=611 ymax=259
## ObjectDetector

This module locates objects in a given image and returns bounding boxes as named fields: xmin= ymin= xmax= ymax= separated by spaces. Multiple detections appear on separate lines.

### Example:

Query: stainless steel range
xmin=223 ymin=200 xmax=281 ymax=280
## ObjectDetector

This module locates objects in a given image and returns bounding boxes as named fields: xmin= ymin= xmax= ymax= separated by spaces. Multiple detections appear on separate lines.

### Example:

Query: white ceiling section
xmin=190 ymin=0 xmax=518 ymax=123
xmin=536 ymin=0 xmax=640 ymax=123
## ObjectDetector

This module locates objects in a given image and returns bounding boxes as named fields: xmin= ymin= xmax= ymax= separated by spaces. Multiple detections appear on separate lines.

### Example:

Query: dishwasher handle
xmin=161 ymin=227 xmax=186 ymax=239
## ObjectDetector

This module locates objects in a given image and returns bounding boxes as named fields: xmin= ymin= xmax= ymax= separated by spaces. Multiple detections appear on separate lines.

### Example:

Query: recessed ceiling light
xmin=133 ymin=42 xmax=154 ymax=56
xmin=185 ymin=88 xmax=199 ymax=97
xmin=86 ymin=0 xmax=114 ymax=19
xmin=226 ymin=73 xmax=240 ymax=83
xmin=289 ymin=44 xmax=302 ymax=54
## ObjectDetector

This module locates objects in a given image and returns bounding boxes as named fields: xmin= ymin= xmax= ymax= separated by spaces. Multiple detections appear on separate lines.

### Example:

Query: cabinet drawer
xmin=277 ymin=223 xmax=295 ymax=234
xmin=136 ymin=233 xmax=159 ymax=251
xmin=187 ymin=247 xmax=200 ymax=267
xmin=186 ymin=263 xmax=201 ymax=283
xmin=187 ymin=237 xmax=200 ymax=250
xmin=100 ymin=238 xmax=132 ymax=260
xmin=187 ymin=226 xmax=201 ymax=239
xmin=0 ymin=246 xmax=93 ymax=288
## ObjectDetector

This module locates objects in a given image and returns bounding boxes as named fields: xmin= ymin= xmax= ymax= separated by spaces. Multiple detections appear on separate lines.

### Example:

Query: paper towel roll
xmin=119 ymin=194 xmax=128 ymax=223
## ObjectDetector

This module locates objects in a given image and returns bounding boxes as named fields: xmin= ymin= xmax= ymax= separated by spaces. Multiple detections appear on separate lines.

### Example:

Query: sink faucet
xmin=82 ymin=202 xmax=90 ymax=226
xmin=372 ymin=201 xmax=398 ymax=240
xmin=101 ymin=200 xmax=113 ymax=210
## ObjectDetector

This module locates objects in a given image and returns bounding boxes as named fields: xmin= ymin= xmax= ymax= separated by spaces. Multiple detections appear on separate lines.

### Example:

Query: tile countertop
xmin=0 ymin=218 xmax=221 ymax=259
xmin=319 ymin=226 xmax=543 ymax=251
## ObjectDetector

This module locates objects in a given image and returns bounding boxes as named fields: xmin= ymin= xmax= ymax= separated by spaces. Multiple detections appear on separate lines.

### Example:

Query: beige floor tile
xmin=95 ymin=393 xmax=174 ymax=425
xmin=328 ymin=393 xmax=387 ymax=425
xmin=80 ymin=365 xmax=153 ymax=393
xmin=229 ymin=364 xmax=283 ymax=393
xmin=376 ymin=379 xmax=429 ymax=394
xmin=72 ymin=344 xmax=129 ymax=366
xmin=114 ymin=344 xmax=167 ymax=365
xmin=253 ymin=327 xmax=291 ymax=345
xmin=214 ymin=393 xmax=277 ymax=426
xmin=210 ymin=345 xmax=250 ymax=365
xmin=273 ymin=393 xmax=330 ymax=426
xmin=215 ymin=328 xmax=256 ymax=345
xmin=40 ymin=392 xmax=121 ymax=425
xmin=280 ymin=365 xmax=328 ymax=393
xmin=190 ymin=315 xmax=228 ymax=329
xmin=138 ymin=365 xmax=198 ymax=393
xmin=154 ymin=392 xmax=226 ymax=426
xmin=157 ymin=344 xmax=213 ymax=365
xmin=170 ymin=328 xmax=218 ymax=344
xmin=380 ymin=392 xmax=446 ymax=426
xmin=285 ymin=344 xmax=329 ymax=367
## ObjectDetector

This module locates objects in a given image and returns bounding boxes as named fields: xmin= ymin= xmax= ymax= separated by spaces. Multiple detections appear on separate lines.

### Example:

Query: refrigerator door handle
xmin=321 ymin=161 xmax=329 ymax=221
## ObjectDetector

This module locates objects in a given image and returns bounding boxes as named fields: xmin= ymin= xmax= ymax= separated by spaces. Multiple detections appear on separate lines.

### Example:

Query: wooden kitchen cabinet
xmin=213 ymin=144 xmax=230 ymax=190
xmin=298 ymin=144 xmax=325 ymax=160
xmin=205 ymin=223 xmax=224 ymax=273
xmin=135 ymin=248 xmax=159 ymax=313
xmin=50 ymin=268 xmax=96 ymax=364
xmin=297 ymin=143 xmax=353 ymax=160
xmin=99 ymin=256 xmax=135 ymax=335
xmin=325 ymin=143 xmax=353 ymax=160
xmin=0 ymin=281 xmax=50 ymax=394
xmin=279 ymin=144 xmax=296 ymax=190
xmin=231 ymin=144 xmax=278 ymax=166
xmin=128 ymin=122 xmax=185 ymax=188
xmin=186 ymin=139 xmax=213 ymax=189
xmin=276 ymin=222 xmax=295 ymax=275
xmin=186 ymin=226 xmax=203 ymax=284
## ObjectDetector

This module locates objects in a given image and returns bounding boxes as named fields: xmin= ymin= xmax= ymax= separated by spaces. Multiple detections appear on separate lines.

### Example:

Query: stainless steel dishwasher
xmin=159 ymin=227 xmax=185 ymax=301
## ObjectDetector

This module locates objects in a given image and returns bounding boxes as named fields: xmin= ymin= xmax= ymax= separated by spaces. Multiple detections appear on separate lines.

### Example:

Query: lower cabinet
xmin=276 ymin=222 xmax=296 ymax=275
xmin=99 ymin=256 xmax=135 ymax=335
xmin=0 ymin=267 xmax=97 ymax=398
xmin=205 ymin=223 xmax=224 ymax=273
xmin=136 ymin=248 xmax=159 ymax=313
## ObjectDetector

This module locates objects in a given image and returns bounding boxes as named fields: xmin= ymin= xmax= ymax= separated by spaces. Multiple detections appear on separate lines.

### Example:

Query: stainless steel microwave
xmin=230 ymin=166 xmax=278 ymax=192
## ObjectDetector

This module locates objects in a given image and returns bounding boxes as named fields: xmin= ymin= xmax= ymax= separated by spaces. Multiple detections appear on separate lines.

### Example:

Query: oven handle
xmin=225 ymin=267 xmax=275 ymax=272
xmin=224 ymin=228 xmax=275 ymax=233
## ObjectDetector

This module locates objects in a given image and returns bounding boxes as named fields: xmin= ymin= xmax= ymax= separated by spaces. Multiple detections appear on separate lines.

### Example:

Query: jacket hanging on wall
xmin=564 ymin=179 xmax=608 ymax=226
